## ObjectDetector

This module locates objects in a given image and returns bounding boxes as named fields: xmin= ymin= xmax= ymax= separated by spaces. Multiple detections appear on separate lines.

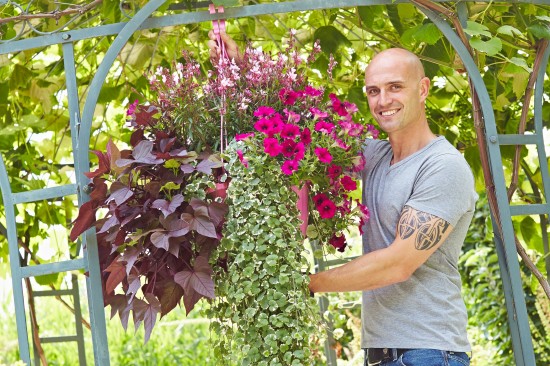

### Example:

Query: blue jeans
xmin=364 ymin=349 xmax=470 ymax=366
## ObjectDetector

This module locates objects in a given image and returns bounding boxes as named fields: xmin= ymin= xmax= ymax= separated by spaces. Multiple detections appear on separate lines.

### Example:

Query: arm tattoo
xmin=398 ymin=206 xmax=451 ymax=250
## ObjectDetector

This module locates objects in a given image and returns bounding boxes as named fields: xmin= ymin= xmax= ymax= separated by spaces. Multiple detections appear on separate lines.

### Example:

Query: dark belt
xmin=366 ymin=348 xmax=410 ymax=365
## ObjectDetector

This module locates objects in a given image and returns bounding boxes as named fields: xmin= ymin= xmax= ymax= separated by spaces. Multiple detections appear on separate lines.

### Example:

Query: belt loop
xmin=392 ymin=348 xmax=397 ymax=360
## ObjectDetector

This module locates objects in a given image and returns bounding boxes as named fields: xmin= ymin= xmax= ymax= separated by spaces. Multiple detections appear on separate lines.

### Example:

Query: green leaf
xmin=496 ymin=25 xmax=523 ymax=37
xmin=469 ymin=36 xmax=502 ymax=56
xmin=413 ymin=23 xmax=442 ymax=45
xmin=512 ymin=72 xmax=529 ymax=100
xmin=313 ymin=26 xmax=351 ymax=55
xmin=527 ymin=23 xmax=550 ymax=40
xmin=464 ymin=21 xmax=491 ymax=37
xmin=507 ymin=57 xmax=532 ymax=73
xmin=9 ymin=64 xmax=33 ymax=89
xmin=212 ymin=0 xmax=239 ymax=6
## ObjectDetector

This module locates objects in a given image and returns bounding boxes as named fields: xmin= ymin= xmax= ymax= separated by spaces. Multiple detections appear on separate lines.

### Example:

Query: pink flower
xmin=281 ymin=140 xmax=297 ymax=158
xmin=333 ymin=136 xmax=350 ymax=151
xmin=313 ymin=193 xmax=328 ymax=207
xmin=279 ymin=88 xmax=299 ymax=105
xmin=310 ymin=107 xmax=329 ymax=119
xmin=327 ymin=165 xmax=342 ymax=179
xmin=329 ymin=234 xmax=347 ymax=252
xmin=263 ymin=137 xmax=282 ymax=157
xmin=281 ymin=160 xmax=299 ymax=175
xmin=329 ymin=93 xmax=348 ymax=117
xmin=318 ymin=198 xmax=337 ymax=219
xmin=337 ymin=197 xmax=352 ymax=215
xmin=344 ymin=101 xmax=358 ymax=114
xmin=367 ymin=124 xmax=380 ymax=139
xmin=293 ymin=142 xmax=306 ymax=161
xmin=315 ymin=121 xmax=335 ymax=134
xmin=236 ymin=132 xmax=255 ymax=141
xmin=281 ymin=124 xmax=301 ymax=140
xmin=304 ymin=85 xmax=323 ymax=97
xmin=267 ymin=114 xmax=284 ymax=135
xmin=352 ymin=154 xmax=366 ymax=172
xmin=254 ymin=106 xmax=276 ymax=117
xmin=127 ymin=99 xmax=139 ymax=116
xmin=340 ymin=176 xmax=357 ymax=191
xmin=237 ymin=149 xmax=248 ymax=168
xmin=284 ymin=109 xmax=301 ymax=123
xmin=348 ymin=123 xmax=364 ymax=137
xmin=300 ymin=128 xmax=312 ymax=145
xmin=254 ymin=118 xmax=271 ymax=134
xmin=315 ymin=147 xmax=333 ymax=164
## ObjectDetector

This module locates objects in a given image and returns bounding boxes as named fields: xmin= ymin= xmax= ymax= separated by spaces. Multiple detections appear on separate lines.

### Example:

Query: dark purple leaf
xmin=70 ymin=200 xmax=98 ymax=242
xmin=158 ymin=281 xmax=185 ymax=316
xmin=104 ymin=260 xmax=126 ymax=295
xmin=116 ymin=140 xmax=164 ymax=167
xmin=196 ymin=156 xmax=223 ymax=174
xmin=127 ymin=274 xmax=141 ymax=300
xmin=174 ymin=266 xmax=214 ymax=299
xmin=159 ymin=137 xmax=176 ymax=153
xmin=107 ymin=186 xmax=133 ymax=205
xmin=183 ymin=287 xmax=202 ymax=314
xmin=208 ymin=202 xmax=229 ymax=227
xmin=151 ymin=194 xmax=184 ymax=217
xmin=181 ymin=212 xmax=216 ymax=238
xmin=150 ymin=232 xmax=170 ymax=251
xmin=121 ymin=246 xmax=140 ymax=275
xmin=180 ymin=164 xmax=195 ymax=174
xmin=170 ymin=148 xmax=190 ymax=157
xmin=98 ymin=215 xmax=119 ymax=234
xmin=107 ymin=294 xmax=131 ymax=330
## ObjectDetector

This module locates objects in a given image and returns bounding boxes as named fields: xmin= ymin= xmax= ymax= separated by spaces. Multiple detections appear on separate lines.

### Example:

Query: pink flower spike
xmin=315 ymin=121 xmax=335 ymax=134
xmin=340 ymin=176 xmax=357 ymax=191
xmin=281 ymin=160 xmax=299 ymax=175
xmin=263 ymin=137 xmax=282 ymax=157
xmin=300 ymin=128 xmax=312 ymax=145
xmin=315 ymin=147 xmax=333 ymax=164
xmin=236 ymin=149 xmax=249 ymax=168
xmin=281 ymin=124 xmax=301 ymax=140
xmin=254 ymin=106 xmax=276 ymax=117
xmin=318 ymin=198 xmax=337 ymax=219
xmin=236 ymin=132 xmax=255 ymax=141
xmin=126 ymin=99 xmax=139 ymax=116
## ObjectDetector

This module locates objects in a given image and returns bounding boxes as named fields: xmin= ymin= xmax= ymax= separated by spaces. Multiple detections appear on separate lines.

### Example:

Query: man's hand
xmin=208 ymin=30 xmax=242 ymax=63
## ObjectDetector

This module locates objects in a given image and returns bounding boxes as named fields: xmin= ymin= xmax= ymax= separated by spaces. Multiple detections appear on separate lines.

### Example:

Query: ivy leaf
xmin=469 ymin=36 xmax=502 ymax=56
xmin=104 ymin=259 xmax=126 ymax=295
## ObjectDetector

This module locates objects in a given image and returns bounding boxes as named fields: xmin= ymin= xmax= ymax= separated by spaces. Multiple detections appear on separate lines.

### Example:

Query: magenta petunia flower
xmin=279 ymin=88 xmax=299 ymax=105
xmin=284 ymin=109 xmax=301 ymax=123
xmin=254 ymin=118 xmax=272 ymax=134
xmin=318 ymin=198 xmax=337 ymax=219
xmin=266 ymin=114 xmax=284 ymax=135
xmin=329 ymin=234 xmax=347 ymax=252
xmin=315 ymin=147 xmax=333 ymax=164
xmin=254 ymin=106 xmax=276 ymax=117
xmin=281 ymin=140 xmax=297 ymax=158
xmin=235 ymin=132 xmax=255 ymax=141
xmin=304 ymin=85 xmax=323 ymax=97
xmin=352 ymin=154 xmax=366 ymax=172
xmin=340 ymin=176 xmax=357 ymax=191
xmin=313 ymin=193 xmax=328 ymax=207
xmin=293 ymin=142 xmax=306 ymax=161
xmin=300 ymin=128 xmax=312 ymax=145
xmin=263 ymin=137 xmax=282 ymax=157
xmin=327 ymin=165 xmax=342 ymax=179
xmin=329 ymin=93 xmax=348 ymax=117
xmin=281 ymin=160 xmax=299 ymax=175
xmin=280 ymin=124 xmax=301 ymax=140
xmin=348 ymin=123 xmax=364 ymax=137
xmin=333 ymin=136 xmax=350 ymax=151
xmin=315 ymin=121 xmax=335 ymax=134
xmin=236 ymin=149 xmax=249 ymax=168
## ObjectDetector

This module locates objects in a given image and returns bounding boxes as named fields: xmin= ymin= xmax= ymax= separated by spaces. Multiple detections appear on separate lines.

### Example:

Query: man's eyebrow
xmin=365 ymin=80 xmax=405 ymax=89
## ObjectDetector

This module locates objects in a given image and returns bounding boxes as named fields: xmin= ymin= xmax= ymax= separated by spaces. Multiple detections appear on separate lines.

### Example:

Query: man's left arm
xmin=308 ymin=205 xmax=453 ymax=293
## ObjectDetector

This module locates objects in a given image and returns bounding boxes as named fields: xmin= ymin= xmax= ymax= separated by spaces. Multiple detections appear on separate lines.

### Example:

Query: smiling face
xmin=364 ymin=49 xmax=430 ymax=136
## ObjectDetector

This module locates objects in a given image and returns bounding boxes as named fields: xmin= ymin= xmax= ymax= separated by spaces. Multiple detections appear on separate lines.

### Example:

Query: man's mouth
xmin=380 ymin=109 xmax=399 ymax=116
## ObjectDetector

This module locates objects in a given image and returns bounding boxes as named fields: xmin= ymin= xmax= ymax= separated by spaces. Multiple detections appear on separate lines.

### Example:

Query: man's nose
xmin=378 ymin=90 xmax=391 ymax=107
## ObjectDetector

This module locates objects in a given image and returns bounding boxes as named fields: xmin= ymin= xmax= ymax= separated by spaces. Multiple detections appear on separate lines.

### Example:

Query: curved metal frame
xmin=0 ymin=1 xmax=547 ymax=365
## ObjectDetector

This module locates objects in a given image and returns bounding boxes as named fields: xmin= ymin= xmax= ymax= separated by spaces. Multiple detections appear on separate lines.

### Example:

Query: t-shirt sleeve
xmin=406 ymin=153 xmax=476 ymax=227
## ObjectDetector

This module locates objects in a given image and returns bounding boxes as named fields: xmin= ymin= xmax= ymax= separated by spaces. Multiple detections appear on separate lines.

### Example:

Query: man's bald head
xmin=366 ymin=48 xmax=425 ymax=81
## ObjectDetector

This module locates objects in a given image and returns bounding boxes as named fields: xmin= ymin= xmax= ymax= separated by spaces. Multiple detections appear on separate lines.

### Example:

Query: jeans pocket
xmin=447 ymin=352 xmax=470 ymax=366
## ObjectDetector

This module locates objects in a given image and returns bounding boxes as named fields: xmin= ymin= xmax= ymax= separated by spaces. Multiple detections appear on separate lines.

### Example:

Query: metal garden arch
xmin=0 ymin=1 xmax=548 ymax=365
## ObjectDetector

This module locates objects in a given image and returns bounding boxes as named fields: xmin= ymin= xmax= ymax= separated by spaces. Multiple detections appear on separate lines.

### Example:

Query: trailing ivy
xmin=208 ymin=144 xmax=322 ymax=366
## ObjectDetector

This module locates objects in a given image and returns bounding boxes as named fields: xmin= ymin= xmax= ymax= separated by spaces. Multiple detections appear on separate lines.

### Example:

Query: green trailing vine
xmin=208 ymin=144 xmax=322 ymax=366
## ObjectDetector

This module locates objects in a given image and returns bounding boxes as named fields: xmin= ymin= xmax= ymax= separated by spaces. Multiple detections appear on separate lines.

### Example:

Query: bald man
xmin=308 ymin=49 xmax=477 ymax=365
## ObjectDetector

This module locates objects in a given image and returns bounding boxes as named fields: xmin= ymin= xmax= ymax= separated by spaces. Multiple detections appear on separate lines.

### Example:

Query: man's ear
xmin=419 ymin=76 xmax=430 ymax=101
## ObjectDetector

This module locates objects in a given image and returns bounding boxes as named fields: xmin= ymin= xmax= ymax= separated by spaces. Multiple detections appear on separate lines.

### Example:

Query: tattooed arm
xmin=308 ymin=205 xmax=453 ymax=293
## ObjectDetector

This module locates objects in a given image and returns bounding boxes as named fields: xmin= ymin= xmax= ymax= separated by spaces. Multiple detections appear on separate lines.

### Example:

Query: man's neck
xmin=388 ymin=127 xmax=437 ymax=165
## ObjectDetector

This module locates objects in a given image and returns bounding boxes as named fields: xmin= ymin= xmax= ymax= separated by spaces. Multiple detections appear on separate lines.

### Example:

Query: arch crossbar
xmin=0 ymin=1 xmax=547 ymax=365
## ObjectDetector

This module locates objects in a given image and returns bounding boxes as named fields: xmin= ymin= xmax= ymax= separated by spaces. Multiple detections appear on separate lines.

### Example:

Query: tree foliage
xmin=1 ymin=0 xmax=549 ymax=360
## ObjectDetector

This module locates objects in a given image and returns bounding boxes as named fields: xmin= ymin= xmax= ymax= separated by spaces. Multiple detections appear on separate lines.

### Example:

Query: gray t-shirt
xmin=361 ymin=136 xmax=477 ymax=352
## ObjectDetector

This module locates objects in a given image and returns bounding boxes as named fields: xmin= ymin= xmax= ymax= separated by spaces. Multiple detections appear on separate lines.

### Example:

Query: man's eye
xmin=367 ymin=89 xmax=379 ymax=96
xmin=390 ymin=85 xmax=402 ymax=91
